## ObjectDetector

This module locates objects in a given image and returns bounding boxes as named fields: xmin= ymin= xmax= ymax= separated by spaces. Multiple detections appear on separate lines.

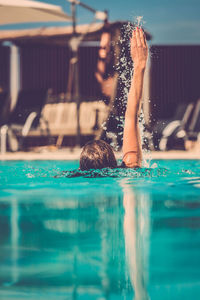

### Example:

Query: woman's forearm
xmin=125 ymin=66 xmax=145 ymax=120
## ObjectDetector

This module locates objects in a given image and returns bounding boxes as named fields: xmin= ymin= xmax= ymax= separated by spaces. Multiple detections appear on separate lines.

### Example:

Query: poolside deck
xmin=0 ymin=147 xmax=199 ymax=160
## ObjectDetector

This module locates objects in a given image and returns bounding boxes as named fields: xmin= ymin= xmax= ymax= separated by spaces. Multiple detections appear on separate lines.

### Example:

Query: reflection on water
xmin=0 ymin=160 xmax=200 ymax=299
xmin=10 ymin=198 xmax=19 ymax=285
xmin=122 ymin=180 xmax=150 ymax=300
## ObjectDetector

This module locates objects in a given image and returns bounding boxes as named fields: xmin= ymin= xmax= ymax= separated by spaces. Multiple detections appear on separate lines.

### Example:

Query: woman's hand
xmin=130 ymin=27 xmax=148 ymax=70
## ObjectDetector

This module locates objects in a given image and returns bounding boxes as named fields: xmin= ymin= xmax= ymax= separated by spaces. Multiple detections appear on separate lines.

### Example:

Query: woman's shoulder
xmin=122 ymin=151 xmax=141 ymax=168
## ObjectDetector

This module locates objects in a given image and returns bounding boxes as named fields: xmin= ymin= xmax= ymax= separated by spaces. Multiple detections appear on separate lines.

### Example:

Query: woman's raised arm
xmin=122 ymin=27 xmax=148 ymax=168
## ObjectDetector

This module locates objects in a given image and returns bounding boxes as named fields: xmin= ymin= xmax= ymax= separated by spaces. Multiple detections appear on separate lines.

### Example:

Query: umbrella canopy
xmin=0 ymin=0 xmax=72 ymax=25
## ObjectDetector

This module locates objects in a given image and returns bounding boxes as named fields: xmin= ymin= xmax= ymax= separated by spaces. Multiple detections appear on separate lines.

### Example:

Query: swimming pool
xmin=0 ymin=160 xmax=200 ymax=300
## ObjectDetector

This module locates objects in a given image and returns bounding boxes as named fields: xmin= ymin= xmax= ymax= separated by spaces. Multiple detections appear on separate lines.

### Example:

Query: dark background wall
xmin=0 ymin=46 xmax=10 ymax=123
xmin=150 ymin=45 xmax=200 ymax=120
xmin=0 ymin=46 xmax=10 ymax=92
xmin=20 ymin=44 xmax=101 ymax=100
xmin=20 ymin=45 xmax=70 ymax=95
xmin=1 ymin=44 xmax=200 ymax=118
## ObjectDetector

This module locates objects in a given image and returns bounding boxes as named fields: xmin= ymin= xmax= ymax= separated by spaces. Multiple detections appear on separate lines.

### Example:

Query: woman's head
xmin=80 ymin=140 xmax=117 ymax=171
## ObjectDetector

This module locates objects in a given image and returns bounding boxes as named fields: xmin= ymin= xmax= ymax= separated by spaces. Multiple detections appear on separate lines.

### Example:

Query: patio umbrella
xmin=0 ymin=0 xmax=72 ymax=25
xmin=0 ymin=0 xmax=72 ymax=115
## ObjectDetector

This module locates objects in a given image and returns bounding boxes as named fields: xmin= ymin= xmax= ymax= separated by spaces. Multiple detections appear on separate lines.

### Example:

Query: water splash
xmin=106 ymin=131 xmax=119 ymax=150
xmin=100 ymin=18 xmax=153 ymax=165
xmin=139 ymin=110 xmax=152 ymax=168
xmin=55 ymin=167 xmax=169 ymax=178
xmin=112 ymin=22 xmax=133 ymax=151
xmin=114 ymin=19 xmax=152 ymax=166
xmin=135 ymin=16 xmax=145 ymax=28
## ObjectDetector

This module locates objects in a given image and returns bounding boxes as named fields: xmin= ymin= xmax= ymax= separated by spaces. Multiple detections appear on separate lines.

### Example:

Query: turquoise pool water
xmin=0 ymin=160 xmax=200 ymax=300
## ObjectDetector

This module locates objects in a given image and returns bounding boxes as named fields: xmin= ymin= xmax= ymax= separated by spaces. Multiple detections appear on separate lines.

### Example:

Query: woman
xmin=80 ymin=27 xmax=148 ymax=170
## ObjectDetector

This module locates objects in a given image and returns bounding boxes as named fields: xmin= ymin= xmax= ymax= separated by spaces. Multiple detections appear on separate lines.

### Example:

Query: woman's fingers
xmin=135 ymin=27 xmax=142 ymax=47
xmin=132 ymin=30 xmax=137 ymax=48
xmin=132 ymin=27 xmax=147 ymax=49
xmin=130 ymin=27 xmax=148 ymax=66
xmin=139 ymin=28 xmax=146 ymax=48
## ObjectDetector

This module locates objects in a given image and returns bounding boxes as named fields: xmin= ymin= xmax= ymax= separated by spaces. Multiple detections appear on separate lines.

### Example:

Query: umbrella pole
xmin=71 ymin=0 xmax=76 ymax=34
xmin=67 ymin=0 xmax=108 ymax=147
xmin=73 ymin=50 xmax=81 ymax=147
xmin=67 ymin=0 xmax=81 ymax=146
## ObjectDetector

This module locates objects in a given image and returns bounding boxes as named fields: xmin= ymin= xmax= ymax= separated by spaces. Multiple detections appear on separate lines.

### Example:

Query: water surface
xmin=0 ymin=160 xmax=200 ymax=299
